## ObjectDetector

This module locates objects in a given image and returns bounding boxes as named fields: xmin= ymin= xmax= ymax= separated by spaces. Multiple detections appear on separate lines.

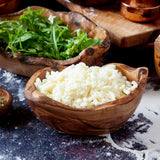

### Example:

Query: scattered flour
xmin=131 ymin=89 xmax=160 ymax=149
xmin=1 ymin=71 xmax=13 ymax=83
xmin=0 ymin=155 xmax=24 ymax=160
xmin=17 ymin=87 xmax=25 ymax=102
xmin=103 ymin=134 xmax=145 ymax=160
xmin=103 ymin=81 xmax=160 ymax=160
xmin=0 ymin=69 xmax=26 ymax=102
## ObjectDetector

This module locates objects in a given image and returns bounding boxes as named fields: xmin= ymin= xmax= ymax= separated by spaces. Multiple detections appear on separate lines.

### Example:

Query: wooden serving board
xmin=57 ymin=0 xmax=160 ymax=48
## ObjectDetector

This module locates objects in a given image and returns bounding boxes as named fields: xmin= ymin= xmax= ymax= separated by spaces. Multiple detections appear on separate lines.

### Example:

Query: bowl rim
xmin=25 ymin=63 xmax=148 ymax=112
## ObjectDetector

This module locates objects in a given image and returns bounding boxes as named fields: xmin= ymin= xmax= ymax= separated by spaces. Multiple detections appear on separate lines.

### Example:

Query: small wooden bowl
xmin=0 ymin=87 xmax=12 ymax=117
xmin=120 ymin=0 xmax=160 ymax=22
xmin=0 ymin=6 xmax=110 ymax=77
xmin=25 ymin=63 xmax=148 ymax=135
xmin=0 ymin=0 xmax=20 ymax=15
xmin=154 ymin=35 xmax=160 ymax=78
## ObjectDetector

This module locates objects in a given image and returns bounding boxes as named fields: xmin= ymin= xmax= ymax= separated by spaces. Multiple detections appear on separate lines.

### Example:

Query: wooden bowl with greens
xmin=0 ymin=6 xmax=110 ymax=77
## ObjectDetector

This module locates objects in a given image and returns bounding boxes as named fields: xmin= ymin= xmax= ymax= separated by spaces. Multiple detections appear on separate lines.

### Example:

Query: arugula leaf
xmin=0 ymin=7 xmax=102 ymax=60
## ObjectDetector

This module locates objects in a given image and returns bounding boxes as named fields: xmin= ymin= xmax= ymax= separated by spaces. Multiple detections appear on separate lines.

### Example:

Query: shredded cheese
xmin=35 ymin=63 xmax=138 ymax=109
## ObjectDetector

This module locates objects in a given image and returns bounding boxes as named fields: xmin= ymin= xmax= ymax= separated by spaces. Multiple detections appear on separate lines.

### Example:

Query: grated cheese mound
xmin=34 ymin=63 xmax=138 ymax=109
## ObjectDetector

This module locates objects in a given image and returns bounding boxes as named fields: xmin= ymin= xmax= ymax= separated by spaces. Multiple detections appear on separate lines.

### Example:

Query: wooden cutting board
xmin=57 ymin=0 xmax=160 ymax=48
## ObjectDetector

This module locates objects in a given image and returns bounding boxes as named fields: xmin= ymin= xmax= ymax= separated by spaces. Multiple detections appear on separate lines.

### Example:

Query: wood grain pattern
xmin=154 ymin=35 xmax=160 ymax=78
xmin=0 ymin=87 xmax=12 ymax=117
xmin=57 ymin=0 xmax=160 ymax=48
xmin=0 ymin=6 xmax=110 ymax=77
xmin=25 ymin=63 xmax=148 ymax=135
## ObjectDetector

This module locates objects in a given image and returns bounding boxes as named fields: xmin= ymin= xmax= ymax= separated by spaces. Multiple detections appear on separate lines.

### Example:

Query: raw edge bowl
xmin=0 ymin=6 xmax=110 ymax=77
xmin=25 ymin=63 xmax=148 ymax=135
xmin=0 ymin=87 xmax=12 ymax=117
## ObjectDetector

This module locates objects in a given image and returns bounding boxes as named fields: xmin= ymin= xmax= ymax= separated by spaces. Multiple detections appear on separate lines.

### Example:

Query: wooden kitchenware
xmin=120 ymin=0 xmax=160 ymax=22
xmin=25 ymin=63 xmax=148 ymax=135
xmin=0 ymin=6 xmax=110 ymax=77
xmin=0 ymin=87 xmax=12 ymax=117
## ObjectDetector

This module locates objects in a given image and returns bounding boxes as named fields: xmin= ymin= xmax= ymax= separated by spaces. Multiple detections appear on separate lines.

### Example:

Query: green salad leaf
xmin=0 ymin=7 xmax=102 ymax=60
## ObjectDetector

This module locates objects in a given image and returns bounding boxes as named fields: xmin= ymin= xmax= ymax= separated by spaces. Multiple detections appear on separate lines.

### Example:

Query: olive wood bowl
xmin=0 ymin=6 xmax=110 ymax=77
xmin=25 ymin=63 xmax=148 ymax=135
xmin=0 ymin=87 xmax=13 ymax=117
xmin=154 ymin=35 xmax=160 ymax=78
xmin=120 ymin=0 xmax=160 ymax=22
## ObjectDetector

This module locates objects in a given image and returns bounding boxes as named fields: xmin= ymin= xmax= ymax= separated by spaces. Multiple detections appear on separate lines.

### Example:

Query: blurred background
xmin=18 ymin=0 xmax=69 ymax=11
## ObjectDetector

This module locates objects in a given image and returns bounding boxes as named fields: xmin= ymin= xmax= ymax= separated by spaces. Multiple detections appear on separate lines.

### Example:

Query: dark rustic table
xmin=0 ymin=1 xmax=160 ymax=160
